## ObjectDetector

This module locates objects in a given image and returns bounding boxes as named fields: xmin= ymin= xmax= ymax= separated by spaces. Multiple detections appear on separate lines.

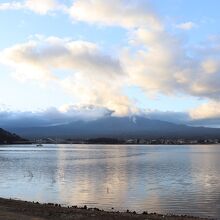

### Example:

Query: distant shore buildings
xmin=31 ymin=137 xmax=220 ymax=145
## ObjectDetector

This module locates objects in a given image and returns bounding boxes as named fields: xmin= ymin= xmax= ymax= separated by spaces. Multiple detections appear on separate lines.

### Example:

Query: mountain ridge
xmin=0 ymin=128 xmax=26 ymax=144
xmin=5 ymin=116 xmax=220 ymax=139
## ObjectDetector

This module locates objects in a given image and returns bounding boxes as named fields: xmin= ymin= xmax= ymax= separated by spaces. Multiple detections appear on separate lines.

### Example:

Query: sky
xmin=0 ymin=0 xmax=220 ymax=127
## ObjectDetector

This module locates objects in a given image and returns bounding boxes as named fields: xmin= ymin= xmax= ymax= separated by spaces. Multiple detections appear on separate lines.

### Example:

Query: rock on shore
xmin=0 ymin=198 xmax=212 ymax=220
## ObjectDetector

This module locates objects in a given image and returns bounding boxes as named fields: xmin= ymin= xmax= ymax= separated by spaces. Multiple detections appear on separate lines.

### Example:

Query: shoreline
xmin=0 ymin=198 xmax=213 ymax=220
xmin=1 ymin=143 xmax=220 ymax=145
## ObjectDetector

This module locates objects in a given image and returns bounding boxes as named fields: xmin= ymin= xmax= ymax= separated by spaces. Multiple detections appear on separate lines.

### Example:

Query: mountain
xmin=0 ymin=128 xmax=26 ymax=144
xmin=5 ymin=116 xmax=220 ymax=139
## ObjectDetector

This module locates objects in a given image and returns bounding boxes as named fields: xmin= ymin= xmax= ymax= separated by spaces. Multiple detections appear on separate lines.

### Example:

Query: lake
xmin=0 ymin=144 xmax=220 ymax=219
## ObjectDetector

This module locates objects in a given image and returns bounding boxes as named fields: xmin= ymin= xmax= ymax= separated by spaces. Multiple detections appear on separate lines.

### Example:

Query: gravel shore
xmin=0 ymin=198 xmax=213 ymax=220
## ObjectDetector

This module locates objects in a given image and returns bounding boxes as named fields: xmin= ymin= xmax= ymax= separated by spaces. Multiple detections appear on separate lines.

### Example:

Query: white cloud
xmin=201 ymin=59 xmax=220 ymax=74
xmin=190 ymin=101 xmax=220 ymax=120
xmin=68 ymin=0 xmax=163 ymax=30
xmin=0 ymin=0 xmax=66 ymax=14
xmin=121 ymin=26 xmax=220 ymax=102
xmin=176 ymin=21 xmax=197 ymax=30
xmin=2 ymin=28 xmax=220 ymax=118
xmin=0 ymin=2 xmax=23 ymax=10
xmin=0 ymin=36 xmax=136 ymax=116
xmin=0 ymin=0 xmax=162 ymax=29
xmin=25 ymin=0 xmax=64 ymax=15
xmin=0 ymin=0 xmax=162 ymax=31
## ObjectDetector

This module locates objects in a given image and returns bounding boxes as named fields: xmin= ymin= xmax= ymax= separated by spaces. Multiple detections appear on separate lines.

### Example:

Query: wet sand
xmin=0 ymin=198 xmax=213 ymax=220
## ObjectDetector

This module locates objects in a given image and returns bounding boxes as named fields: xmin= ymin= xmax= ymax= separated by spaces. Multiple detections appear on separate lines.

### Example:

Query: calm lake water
xmin=0 ymin=144 xmax=220 ymax=218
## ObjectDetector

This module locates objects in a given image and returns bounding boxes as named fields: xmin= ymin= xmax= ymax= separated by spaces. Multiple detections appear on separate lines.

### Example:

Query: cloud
xmin=1 ymin=101 xmax=220 ymax=128
xmin=142 ymin=110 xmax=190 ymax=124
xmin=68 ymin=1 xmax=220 ymax=104
xmin=0 ymin=0 xmax=162 ymax=30
xmin=176 ymin=21 xmax=197 ymax=30
xmin=1 ymin=0 xmax=220 ymax=123
xmin=190 ymin=101 xmax=220 ymax=120
xmin=69 ymin=0 xmax=162 ymax=30
xmin=0 ymin=105 xmax=193 ymax=128
xmin=0 ymin=36 xmax=135 ymax=116
xmin=121 ymin=26 xmax=220 ymax=103
xmin=3 ymin=105 xmax=220 ymax=128
xmin=0 ymin=36 xmax=122 ymax=80
xmin=123 ymin=28 xmax=188 ymax=96
xmin=25 ymin=0 xmax=65 ymax=15
xmin=0 ymin=0 xmax=66 ymax=15
xmin=2 ymin=25 xmax=220 ymax=118
xmin=187 ymin=101 xmax=220 ymax=127
xmin=201 ymin=59 xmax=220 ymax=74
xmin=0 ymin=2 xmax=23 ymax=10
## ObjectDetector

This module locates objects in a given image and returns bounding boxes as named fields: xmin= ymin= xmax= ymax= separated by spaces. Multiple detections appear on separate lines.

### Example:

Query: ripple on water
xmin=0 ymin=144 xmax=220 ymax=219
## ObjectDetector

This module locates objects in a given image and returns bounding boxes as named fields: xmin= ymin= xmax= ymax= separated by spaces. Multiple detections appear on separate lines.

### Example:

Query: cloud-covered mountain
xmin=1 ymin=104 xmax=220 ymax=129
xmin=5 ymin=116 xmax=220 ymax=139
xmin=0 ymin=105 xmax=113 ymax=128
xmin=0 ymin=104 xmax=218 ymax=139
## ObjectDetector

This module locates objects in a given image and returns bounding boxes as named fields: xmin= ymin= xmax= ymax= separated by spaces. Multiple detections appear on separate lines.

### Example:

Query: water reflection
xmin=0 ymin=144 xmax=220 ymax=218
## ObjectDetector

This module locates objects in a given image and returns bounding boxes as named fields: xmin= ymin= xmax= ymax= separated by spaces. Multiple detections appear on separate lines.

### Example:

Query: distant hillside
xmin=6 ymin=116 xmax=220 ymax=139
xmin=0 ymin=128 xmax=26 ymax=144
